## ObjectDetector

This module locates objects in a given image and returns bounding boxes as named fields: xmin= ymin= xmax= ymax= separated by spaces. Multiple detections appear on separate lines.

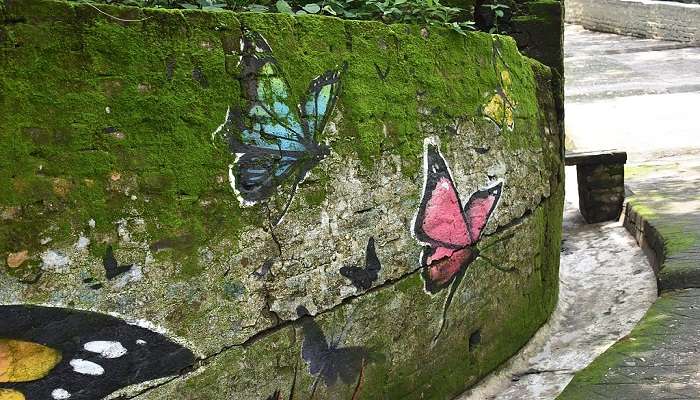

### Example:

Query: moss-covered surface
xmin=1 ymin=1 xmax=563 ymax=398
xmin=558 ymin=289 xmax=700 ymax=400
xmin=140 ymin=196 xmax=563 ymax=399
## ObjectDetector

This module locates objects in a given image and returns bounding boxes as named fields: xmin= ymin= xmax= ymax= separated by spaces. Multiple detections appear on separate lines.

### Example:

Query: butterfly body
xmin=223 ymin=31 xmax=344 ymax=212
xmin=413 ymin=141 xmax=502 ymax=294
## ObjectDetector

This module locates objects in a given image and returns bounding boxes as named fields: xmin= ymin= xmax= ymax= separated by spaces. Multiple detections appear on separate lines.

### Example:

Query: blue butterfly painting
xmin=221 ymin=30 xmax=345 ymax=222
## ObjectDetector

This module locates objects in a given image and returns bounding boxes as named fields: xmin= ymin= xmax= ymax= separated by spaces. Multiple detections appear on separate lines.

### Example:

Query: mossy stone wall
xmin=0 ymin=1 xmax=563 ymax=398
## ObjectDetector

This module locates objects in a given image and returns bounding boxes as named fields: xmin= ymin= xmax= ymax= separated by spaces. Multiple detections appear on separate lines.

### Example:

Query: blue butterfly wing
xmin=226 ymin=31 xmax=337 ymax=205
xmin=232 ymin=145 xmax=304 ymax=203
xmin=236 ymin=31 xmax=306 ymax=153
xmin=302 ymin=63 xmax=346 ymax=136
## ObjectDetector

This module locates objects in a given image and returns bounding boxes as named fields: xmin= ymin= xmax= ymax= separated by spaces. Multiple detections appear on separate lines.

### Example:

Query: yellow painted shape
xmin=483 ymin=93 xmax=514 ymax=130
xmin=0 ymin=389 xmax=25 ymax=400
xmin=0 ymin=339 xmax=61 ymax=382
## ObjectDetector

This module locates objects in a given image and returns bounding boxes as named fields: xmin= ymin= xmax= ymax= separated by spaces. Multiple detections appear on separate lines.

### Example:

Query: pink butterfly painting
xmin=412 ymin=139 xmax=504 ymax=341
xmin=413 ymin=140 xmax=503 ymax=294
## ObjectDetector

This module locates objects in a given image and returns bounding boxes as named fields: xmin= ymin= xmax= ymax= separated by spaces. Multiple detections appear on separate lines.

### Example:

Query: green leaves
xmin=301 ymin=3 xmax=321 ymax=13
xmin=275 ymin=0 xmax=293 ymax=14
xmin=71 ymin=0 xmax=476 ymax=36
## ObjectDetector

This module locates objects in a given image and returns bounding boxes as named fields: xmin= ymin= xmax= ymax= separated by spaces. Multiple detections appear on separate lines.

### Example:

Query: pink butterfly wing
xmin=464 ymin=182 xmax=502 ymax=243
xmin=422 ymin=247 xmax=474 ymax=293
xmin=421 ymin=177 xmax=470 ymax=247
xmin=414 ymin=144 xmax=470 ymax=248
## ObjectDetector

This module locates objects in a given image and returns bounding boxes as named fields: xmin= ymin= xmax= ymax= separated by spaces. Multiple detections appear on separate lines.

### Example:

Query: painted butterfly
xmin=0 ymin=305 xmax=194 ymax=400
xmin=220 ymin=30 xmax=345 ymax=224
xmin=339 ymin=237 xmax=382 ymax=291
xmin=413 ymin=139 xmax=502 ymax=294
xmin=297 ymin=306 xmax=367 ymax=389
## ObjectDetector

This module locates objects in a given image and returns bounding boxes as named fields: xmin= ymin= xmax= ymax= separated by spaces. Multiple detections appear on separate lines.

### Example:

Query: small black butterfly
xmin=297 ymin=306 xmax=367 ymax=387
xmin=340 ymin=237 xmax=382 ymax=291
xmin=0 ymin=305 xmax=195 ymax=400
xmin=103 ymin=245 xmax=133 ymax=280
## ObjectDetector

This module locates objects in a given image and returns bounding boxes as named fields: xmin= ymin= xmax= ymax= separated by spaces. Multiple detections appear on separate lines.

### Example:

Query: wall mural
xmin=216 ymin=30 xmax=346 ymax=225
xmin=0 ymin=305 xmax=194 ymax=400
xmin=339 ymin=237 xmax=382 ymax=291
xmin=412 ymin=138 xmax=503 ymax=340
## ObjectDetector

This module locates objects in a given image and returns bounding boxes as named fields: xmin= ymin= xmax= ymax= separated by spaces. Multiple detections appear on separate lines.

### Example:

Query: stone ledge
xmin=623 ymin=200 xmax=700 ymax=291
xmin=565 ymin=0 xmax=700 ymax=43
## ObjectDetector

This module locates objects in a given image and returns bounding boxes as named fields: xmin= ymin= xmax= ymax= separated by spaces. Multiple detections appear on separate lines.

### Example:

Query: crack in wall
xmin=126 ymin=192 xmax=555 ymax=399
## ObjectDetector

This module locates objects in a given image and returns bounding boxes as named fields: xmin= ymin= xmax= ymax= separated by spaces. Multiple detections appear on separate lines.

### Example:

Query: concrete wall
xmin=566 ymin=0 xmax=700 ymax=44
xmin=0 ymin=1 xmax=564 ymax=399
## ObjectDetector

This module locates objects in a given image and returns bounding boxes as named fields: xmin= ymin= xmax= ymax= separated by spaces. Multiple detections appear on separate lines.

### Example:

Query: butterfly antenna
xmin=479 ymin=233 xmax=515 ymax=252
xmin=308 ymin=372 xmax=322 ymax=400
xmin=265 ymin=204 xmax=283 ymax=257
xmin=331 ymin=306 xmax=359 ymax=348
xmin=288 ymin=359 xmax=299 ymax=400
xmin=478 ymin=233 xmax=518 ymax=273
xmin=479 ymin=254 xmax=518 ymax=273
xmin=272 ymin=175 xmax=302 ymax=227
xmin=432 ymin=271 xmax=465 ymax=345
xmin=350 ymin=359 xmax=366 ymax=400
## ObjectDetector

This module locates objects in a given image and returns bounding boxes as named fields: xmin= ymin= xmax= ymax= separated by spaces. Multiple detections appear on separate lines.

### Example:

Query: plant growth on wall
xmin=71 ymin=0 xmax=476 ymax=35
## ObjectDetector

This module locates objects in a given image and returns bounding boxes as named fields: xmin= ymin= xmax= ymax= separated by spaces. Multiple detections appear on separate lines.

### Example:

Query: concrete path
xmin=558 ymin=155 xmax=700 ymax=399
xmin=564 ymin=24 xmax=700 ymax=162
xmin=556 ymin=25 xmax=700 ymax=400
xmin=457 ymin=178 xmax=657 ymax=400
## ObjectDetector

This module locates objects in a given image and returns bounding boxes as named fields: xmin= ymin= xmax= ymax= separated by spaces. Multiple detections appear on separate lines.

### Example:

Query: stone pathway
xmin=558 ymin=155 xmax=700 ymax=399
xmin=555 ymin=24 xmax=700 ymax=400
xmin=457 ymin=170 xmax=657 ymax=400
xmin=564 ymin=24 xmax=700 ymax=163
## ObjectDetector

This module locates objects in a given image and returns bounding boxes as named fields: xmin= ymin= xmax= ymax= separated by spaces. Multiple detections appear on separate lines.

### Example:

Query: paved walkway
xmin=557 ymin=25 xmax=700 ymax=400
xmin=457 ymin=185 xmax=656 ymax=400
xmin=565 ymin=24 xmax=700 ymax=163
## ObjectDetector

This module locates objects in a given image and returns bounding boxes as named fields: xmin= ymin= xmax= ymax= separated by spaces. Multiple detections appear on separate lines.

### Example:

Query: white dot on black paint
xmin=52 ymin=388 xmax=71 ymax=399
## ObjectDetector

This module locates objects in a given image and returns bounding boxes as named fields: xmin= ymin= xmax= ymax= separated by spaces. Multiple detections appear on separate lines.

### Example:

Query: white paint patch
xmin=84 ymin=341 xmax=127 ymax=359
xmin=70 ymin=359 xmax=104 ymax=376
xmin=116 ymin=219 xmax=131 ymax=242
xmin=211 ymin=107 xmax=231 ymax=142
xmin=40 ymin=250 xmax=70 ymax=272
xmin=52 ymin=388 xmax=71 ymax=399
xmin=228 ymin=163 xmax=256 ymax=208
xmin=75 ymin=234 xmax=90 ymax=250
xmin=112 ymin=264 xmax=143 ymax=290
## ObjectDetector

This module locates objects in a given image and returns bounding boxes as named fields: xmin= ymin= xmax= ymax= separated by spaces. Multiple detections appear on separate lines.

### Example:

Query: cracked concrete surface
xmin=456 ymin=167 xmax=657 ymax=399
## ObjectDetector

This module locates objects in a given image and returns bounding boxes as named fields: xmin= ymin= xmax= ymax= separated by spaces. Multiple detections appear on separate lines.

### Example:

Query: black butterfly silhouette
xmin=103 ymin=245 xmax=133 ymax=280
xmin=297 ymin=306 xmax=367 ymax=388
xmin=0 ymin=305 xmax=195 ymax=400
xmin=339 ymin=237 xmax=382 ymax=291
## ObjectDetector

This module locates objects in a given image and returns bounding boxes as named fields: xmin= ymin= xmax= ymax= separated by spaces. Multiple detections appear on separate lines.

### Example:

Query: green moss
xmin=1 ymin=0 xmax=548 ymax=268
xmin=558 ymin=293 xmax=683 ymax=399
